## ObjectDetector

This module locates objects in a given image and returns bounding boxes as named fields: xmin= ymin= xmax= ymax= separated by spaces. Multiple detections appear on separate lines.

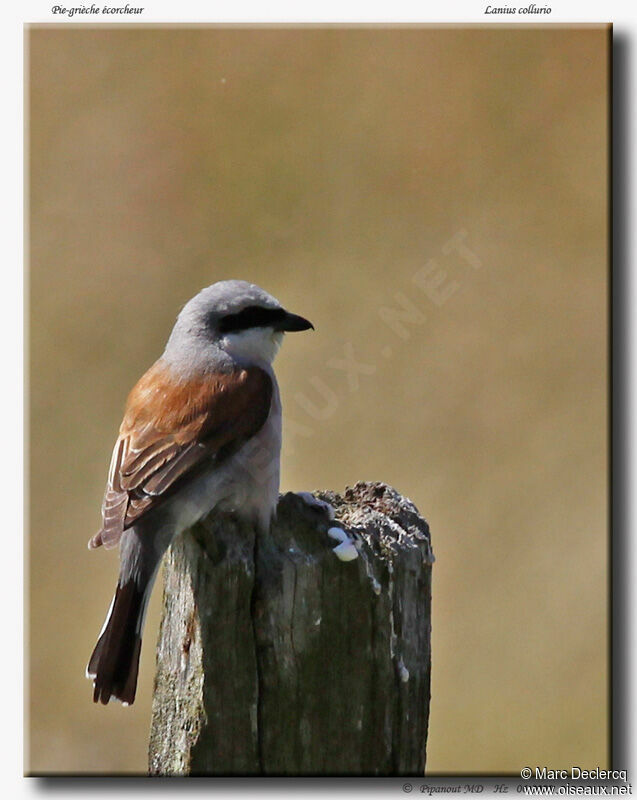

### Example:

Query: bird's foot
xmin=295 ymin=491 xmax=336 ymax=520
xmin=295 ymin=492 xmax=358 ymax=562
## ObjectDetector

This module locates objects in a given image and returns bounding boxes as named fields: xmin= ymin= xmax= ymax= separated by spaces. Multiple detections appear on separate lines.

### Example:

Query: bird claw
xmin=295 ymin=491 xmax=336 ymax=521
xmin=295 ymin=492 xmax=357 ymax=561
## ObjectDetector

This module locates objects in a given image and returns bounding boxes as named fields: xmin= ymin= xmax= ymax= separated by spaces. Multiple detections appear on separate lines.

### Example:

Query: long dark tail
xmin=86 ymin=577 xmax=153 ymax=706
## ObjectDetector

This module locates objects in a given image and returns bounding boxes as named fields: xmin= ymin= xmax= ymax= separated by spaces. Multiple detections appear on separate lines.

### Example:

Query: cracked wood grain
xmin=148 ymin=481 xmax=433 ymax=776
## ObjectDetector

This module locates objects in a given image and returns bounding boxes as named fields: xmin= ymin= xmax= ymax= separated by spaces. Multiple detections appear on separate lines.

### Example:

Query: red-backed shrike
xmin=86 ymin=280 xmax=313 ymax=706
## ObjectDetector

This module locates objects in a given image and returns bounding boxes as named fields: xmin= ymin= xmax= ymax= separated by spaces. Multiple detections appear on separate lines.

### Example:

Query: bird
xmin=86 ymin=280 xmax=314 ymax=706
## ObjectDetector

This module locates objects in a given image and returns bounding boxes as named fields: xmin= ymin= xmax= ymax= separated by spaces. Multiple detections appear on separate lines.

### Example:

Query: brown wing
xmin=88 ymin=361 xmax=273 ymax=550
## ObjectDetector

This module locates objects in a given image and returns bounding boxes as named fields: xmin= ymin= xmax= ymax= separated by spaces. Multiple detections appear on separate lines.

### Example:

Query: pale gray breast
xmin=220 ymin=377 xmax=282 ymax=530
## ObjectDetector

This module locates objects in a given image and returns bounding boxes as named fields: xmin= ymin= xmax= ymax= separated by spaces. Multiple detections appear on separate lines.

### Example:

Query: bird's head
xmin=165 ymin=280 xmax=314 ymax=371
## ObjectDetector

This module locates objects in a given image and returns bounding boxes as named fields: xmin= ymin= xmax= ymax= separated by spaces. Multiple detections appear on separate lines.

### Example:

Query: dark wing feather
xmin=139 ymin=442 xmax=209 ymax=497
xmin=89 ymin=362 xmax=273 ymax=550
xmin=119 ymin=442 xmax=182 ymax=491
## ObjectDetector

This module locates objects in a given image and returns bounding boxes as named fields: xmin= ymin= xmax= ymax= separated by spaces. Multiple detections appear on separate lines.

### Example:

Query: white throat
xmin=220 ymin=328 xmax=284 ymax=365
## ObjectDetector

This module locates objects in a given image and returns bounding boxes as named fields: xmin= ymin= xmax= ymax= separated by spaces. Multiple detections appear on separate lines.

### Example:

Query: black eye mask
xmin=218 ymin=306 xmax=313 ymax=334
xmin=217 ymin=306 xmax=288 ymax=334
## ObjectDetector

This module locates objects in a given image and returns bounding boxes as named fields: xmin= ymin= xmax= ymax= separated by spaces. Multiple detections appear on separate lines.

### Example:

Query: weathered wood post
xmin=148 ymin=481 xmax=433 ymax=776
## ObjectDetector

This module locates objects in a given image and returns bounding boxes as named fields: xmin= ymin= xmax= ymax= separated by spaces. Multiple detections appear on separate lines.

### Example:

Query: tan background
xmin=27 ymin=25 xmax=609 ymax=775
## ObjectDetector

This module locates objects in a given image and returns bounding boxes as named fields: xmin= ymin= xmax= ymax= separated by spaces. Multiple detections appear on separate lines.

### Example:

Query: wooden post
xmin=148 ymin=481 xmax=434 ymax=776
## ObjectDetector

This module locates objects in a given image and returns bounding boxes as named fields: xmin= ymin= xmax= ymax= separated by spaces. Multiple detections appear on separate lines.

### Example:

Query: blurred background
xmin=27 ymin=25 xmax=609 ymax=774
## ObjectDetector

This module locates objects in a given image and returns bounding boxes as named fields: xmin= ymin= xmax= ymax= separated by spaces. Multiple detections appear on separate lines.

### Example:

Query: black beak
xmin=276 ymin=311 xmax=314 ymax=332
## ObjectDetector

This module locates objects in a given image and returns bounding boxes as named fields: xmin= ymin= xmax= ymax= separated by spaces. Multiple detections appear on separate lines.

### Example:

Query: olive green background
xmin=27 ymin=25 xmax=609 ymax=774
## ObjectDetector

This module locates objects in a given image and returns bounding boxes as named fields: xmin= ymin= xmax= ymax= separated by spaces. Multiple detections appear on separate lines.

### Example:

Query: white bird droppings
xmin=180 ymin=650 xmax=189 ymax=674
xmin=327 ymin=527 xmax=359 ymax=561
